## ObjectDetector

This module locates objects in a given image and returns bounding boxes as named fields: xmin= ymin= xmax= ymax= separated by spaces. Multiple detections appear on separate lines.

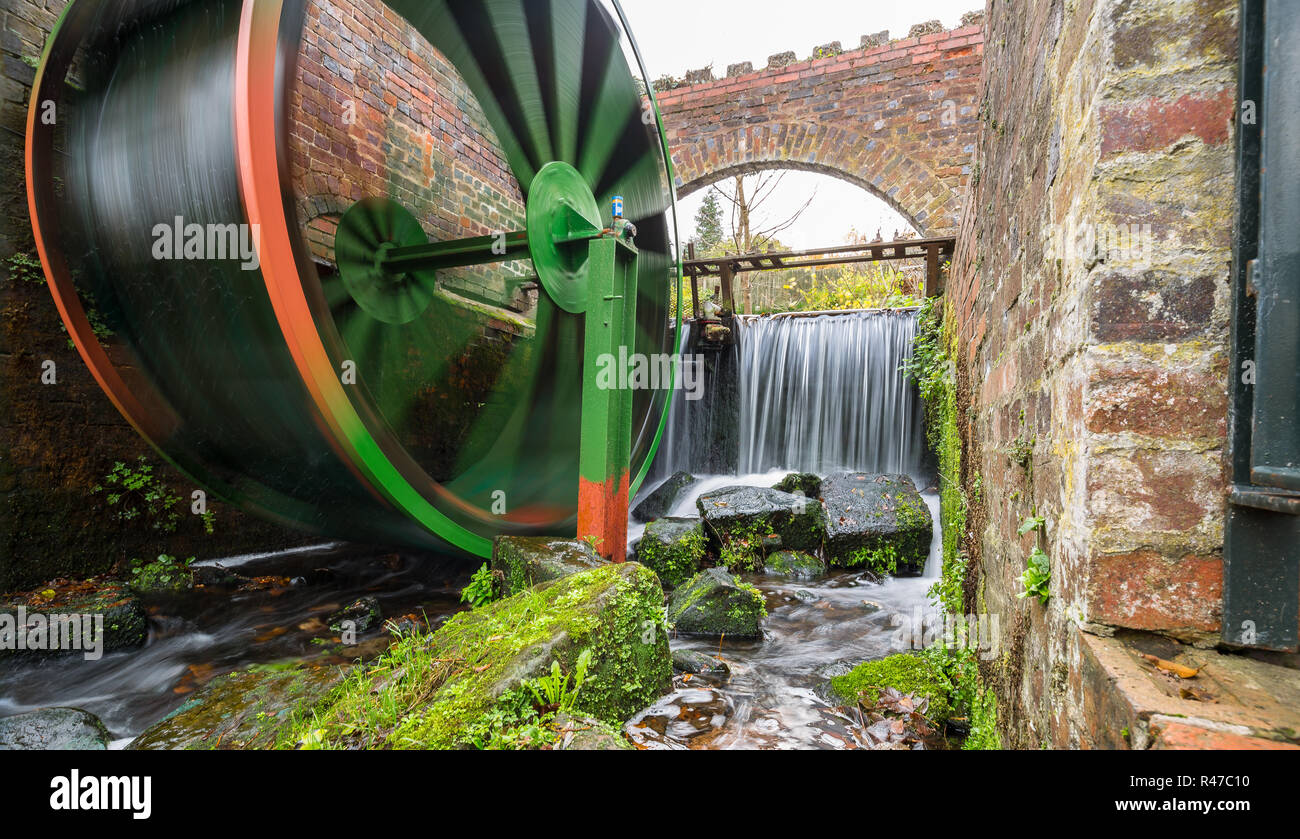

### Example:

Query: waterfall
xmin=653 ymin=310 xmax=925 ymax=479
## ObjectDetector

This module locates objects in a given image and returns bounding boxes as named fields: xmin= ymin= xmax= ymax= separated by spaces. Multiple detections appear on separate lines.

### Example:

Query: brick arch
xmin=670 ymin=122 xmax=954 ymax=235
xmin=656 ymin=20 xmax=984 ymax=238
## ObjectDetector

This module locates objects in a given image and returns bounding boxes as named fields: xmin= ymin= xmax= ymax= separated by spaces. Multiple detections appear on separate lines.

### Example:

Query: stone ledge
xmin=1080 ymin=631 xmax=1300 ymax=749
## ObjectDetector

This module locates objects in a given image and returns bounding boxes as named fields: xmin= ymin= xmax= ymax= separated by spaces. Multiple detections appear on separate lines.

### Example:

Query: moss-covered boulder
xmin=773 ymin=472 xmax=821 ymax=498
xmin=637 ymin=517 xmax=707 ymax=589
xmin=327 ymin=596 xmax=382 ymax=633
xmin=819 ymin=473 xmax=932 ymax=575
xmin=697 ymin=485 xmax=825 ymax=571
xmin=0 ymin=581 xmax=147 ymax=660
xmin=491 ymin=536 xmax=606 ymax=597
xmin=279 ymin=562 xmax=671 ymax=749
xmin=762 ymin=550 xmax=826 ymax=580
xmin=131 ymin=663 xmax=350 ymax=750
xmin=0 ymin=707 xmax=111 ymax=750
xmin=666 ymin=568 xmax=766 ymax=639
xmin=632 ymin=471 xmax=697 ymax=522
xmin=829 ymin=654 xmax=952 ymax=722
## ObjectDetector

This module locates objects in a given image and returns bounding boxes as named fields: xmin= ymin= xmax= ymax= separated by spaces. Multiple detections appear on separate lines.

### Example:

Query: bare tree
xmin=710 ymin=171 xmax=816 ymax=314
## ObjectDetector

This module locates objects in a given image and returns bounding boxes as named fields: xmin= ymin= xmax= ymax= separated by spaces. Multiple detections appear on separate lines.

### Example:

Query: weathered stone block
xmin=632 ymin=470 xmax=696 ymax=522
xmin=666 ymin=567 xmax=765 ymax=639
xmin=819 ymin=473 xmax=931 ymax=575
xmin=696 ymin=485 xmax=825 ymax=571
xmin=491 ymin=536 xmax=605 ymax=597
xmin=637 ymin=517 xmax=706 ymax=589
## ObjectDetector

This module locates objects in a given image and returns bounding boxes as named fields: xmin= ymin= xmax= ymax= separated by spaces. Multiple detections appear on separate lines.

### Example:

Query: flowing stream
xmin=1 ymin=309 xmax=935 ymax=750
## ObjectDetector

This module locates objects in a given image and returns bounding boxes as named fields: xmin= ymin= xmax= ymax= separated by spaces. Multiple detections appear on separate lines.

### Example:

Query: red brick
xmin=1099 ymin=89 xmax=1234 ymax=156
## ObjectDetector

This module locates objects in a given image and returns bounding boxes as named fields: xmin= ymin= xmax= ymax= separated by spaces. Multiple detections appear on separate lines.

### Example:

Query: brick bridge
xmin=655 ymin=16 xmax=985 ymax=237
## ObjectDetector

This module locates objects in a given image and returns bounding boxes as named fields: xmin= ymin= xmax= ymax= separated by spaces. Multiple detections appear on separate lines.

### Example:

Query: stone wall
xmin=656 ymin=15 xmax=985 ymax=236
xmin=946 ymin=0 xmax=1240 ymax=747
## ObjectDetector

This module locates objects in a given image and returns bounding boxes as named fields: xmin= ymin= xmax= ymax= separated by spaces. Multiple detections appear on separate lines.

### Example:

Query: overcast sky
xmin=618 ymin=0 xmax=982 ymax=249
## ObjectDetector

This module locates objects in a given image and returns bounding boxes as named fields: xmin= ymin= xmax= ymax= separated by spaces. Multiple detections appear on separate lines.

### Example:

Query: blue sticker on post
xmin=611 ymin=195 xmax=624 ymax=219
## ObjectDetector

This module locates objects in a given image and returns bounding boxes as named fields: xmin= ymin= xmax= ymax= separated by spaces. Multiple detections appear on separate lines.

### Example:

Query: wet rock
xmin=697 ymin=485 xmax=825 ymax=571
xmin=491 ymin=536 xmax=606 ymax=597
xmin=131 ymin=663 xmax=350 ymax=750
xmin=632 ymin=471 xmax=697 ymax=522
xmin=270 ymin=563 xmax=671 ymax=749
xmin=667 ymin=568 xmax=766 ymax=639
xmin=795 ymin=589 xmax=818 ymax=603
xmin=671 ymin=648 xmax=731 ymax=680
xmin=0 ymin=582 xmax=147 ymax=660
xmin=552 ymin=713 xmax=633 ymax=750
xmin=0 ymin=707 xmax=111 ymax=750
xmin=192 ymin=564 xmax=247 ymax=587
xmin=772 ymin=472 xmax=821 ymax=498
xmin=638 ymin=517 xmax=707 ymax=589
xmin=763 ymin=550 xmax=826 ymax=580
xmin=328 ymin=596 xmax=382 ymax=633
xmin=819 ymin=473 xmax=932 ymax=575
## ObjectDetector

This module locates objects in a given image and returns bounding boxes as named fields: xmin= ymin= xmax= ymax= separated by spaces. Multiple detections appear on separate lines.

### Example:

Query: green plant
xmin=93 ymin=457 xmax=184 ymax=533
xmin=4 ymin=251 xmax=45 ymax=285
xmin=460 ymin=563 xmax=502 ymax=608
xmin=130 ymin=554 xmax=195 ymax=592
xmin=526 ymin=648 xmax=593 ymax=715
xmin=1017 ymin=515 xmax=1045 ymax=536
xmin=1018 ymin=545 xmax=1051 ymax=604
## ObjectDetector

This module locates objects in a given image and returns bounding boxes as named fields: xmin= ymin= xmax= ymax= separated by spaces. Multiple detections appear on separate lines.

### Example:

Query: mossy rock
xmin=632 ymin=471 xmax=697 ymax=522
xmin=0 ymin=707 xmax=111 ymax=750
xmin=491 ymin=536 xmax=607 ymax=597
xmin=552 ymin=713 xmax=633 ymax=750
xmin=772 ymin=472 xmax=821 ymax=498
xmin=278 ymin=563 xmax=671 ymax=749
xmin=131 ymin=662 xmax=351 ymax=750
xmin=697 ymin=485 xmax=825 ymax=571
xmin=638 ymin=517 xmax=706 ymax=589
xmin=327 ymin=596 xmax=382 ymax=633
xmin=0 ymin=582 xmax=147 ymax=660
xmin=820 ymin=473 xmax=932 ymax=575
xmin=829 ymin=654 xmax=951 ymax=722
xmin=666 ymin=567 xmax=766 ymax=639
xmin=762 ymin=550 xmax=826 ymax=580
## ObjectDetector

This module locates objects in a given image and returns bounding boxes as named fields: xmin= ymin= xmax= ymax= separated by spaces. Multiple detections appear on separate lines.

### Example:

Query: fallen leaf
xmin=1141 ymin=654 xmax=1199 ymax=679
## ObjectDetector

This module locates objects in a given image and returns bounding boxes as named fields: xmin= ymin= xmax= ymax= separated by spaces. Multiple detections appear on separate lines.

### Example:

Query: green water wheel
xmin=26 ymin=0 xmax=680 ymax=557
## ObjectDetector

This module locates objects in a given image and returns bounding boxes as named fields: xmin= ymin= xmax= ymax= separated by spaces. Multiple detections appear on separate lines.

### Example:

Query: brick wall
xmin=946 ymin=0 xmax=1239 ymax=747
xmin=290 ymin=0 xmax=529 ymax=306
xmin=657 ymin=16 xmax=985 ymax=236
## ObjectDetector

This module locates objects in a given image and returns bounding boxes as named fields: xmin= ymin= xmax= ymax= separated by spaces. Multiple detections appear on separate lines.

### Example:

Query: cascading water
xmin=655 ymin=310 xmax=926 ymax=480
xmin=736 ymin=310 xmax=925 ymax=477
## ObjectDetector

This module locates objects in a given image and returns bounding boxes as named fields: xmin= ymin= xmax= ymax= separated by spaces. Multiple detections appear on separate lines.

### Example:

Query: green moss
xmin=278 ymin=563 xmax=669 ymax=750
xmin=845 ymin=543 xmax=900 ymax=575
xmin=666 ymin=569 xmax=766 ymax=638
xmin=638 ymin=519 xmax=706 ymax=588
xmin=830 ymin=653 xmax=952 ymax=722
xmin=903 ymin=297 xmax=968 ymax=614
xmin=963 ymin=684 xmax=1001 ymax=750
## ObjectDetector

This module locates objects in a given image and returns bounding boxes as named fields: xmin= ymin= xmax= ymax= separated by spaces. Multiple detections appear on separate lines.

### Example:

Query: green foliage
xmin=692 ymin=190 xmax=725 ymax=254
xmin=1018 ymin=546 xmax=1051 ymax=605
xmin=790 ymin=262 xmax=920 ymax=312
xmin=903 ymin=297 xmax=967 ymax=616
xmin=963 ymin=684 xmax=1001 ymax=750
xmin=4 ymin=251 xmax=45 ymax=285
xmin=526 ymin=648 xmax=592 ymax=715
xmin=460 ymin=563 xmax=502 ymax=608
xmin=848 ymin=542 xmax=900 ymax=575
xmin=130 ymin=554 xmax=195 ymax=592
xmin=93 ymin=456 xmax=184 ymax=533
xmin=1017 ymin=515 xmax=1045 ymax=536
